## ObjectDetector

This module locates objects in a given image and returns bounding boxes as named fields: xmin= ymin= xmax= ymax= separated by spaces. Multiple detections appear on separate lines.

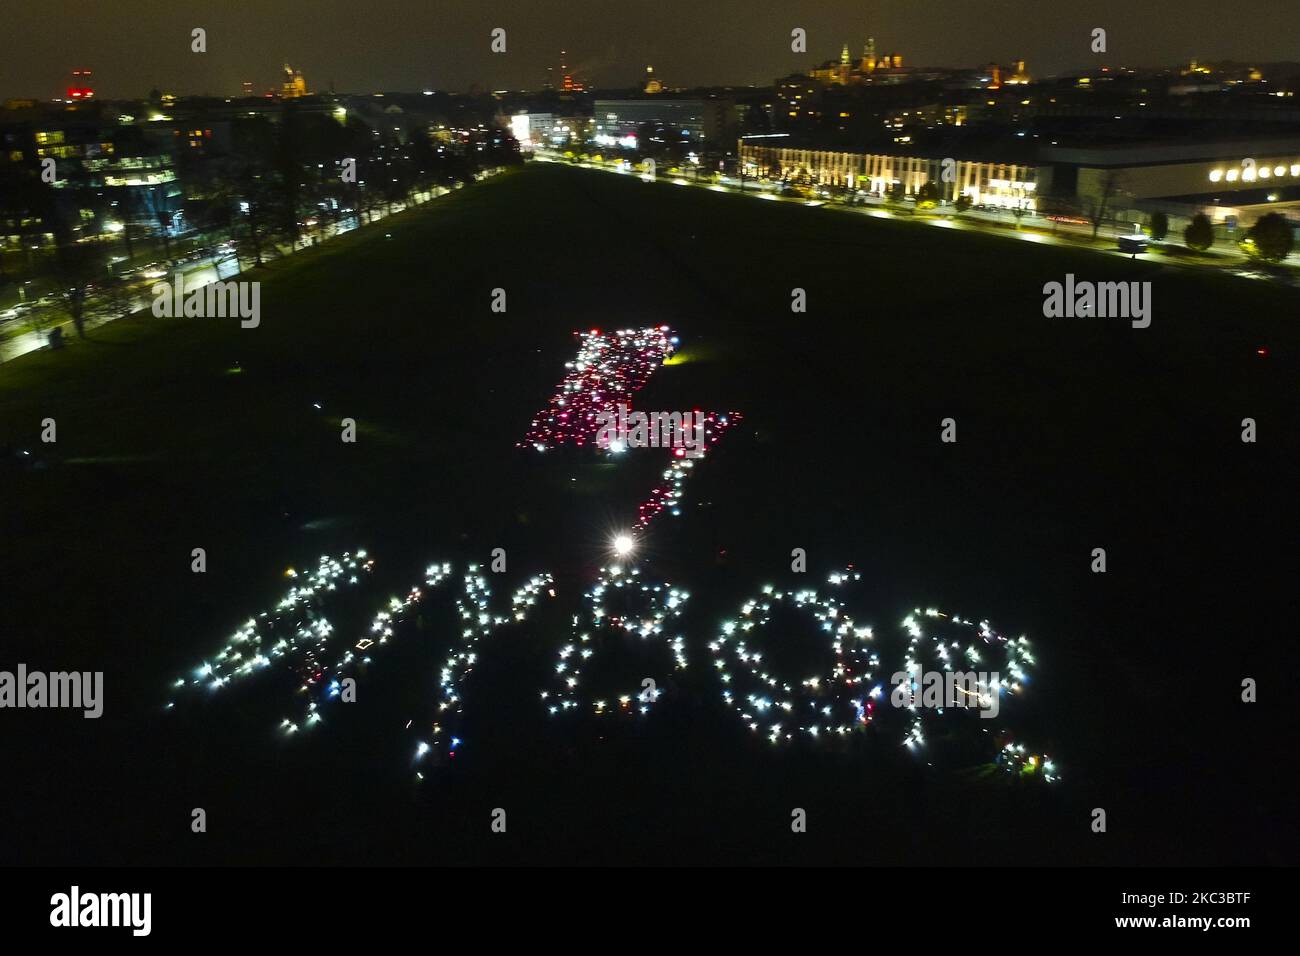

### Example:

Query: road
xmin=535 ymin=152 xmax=1285 ymax=280
xmin=0 ymin=181 xmax=477 ymax=365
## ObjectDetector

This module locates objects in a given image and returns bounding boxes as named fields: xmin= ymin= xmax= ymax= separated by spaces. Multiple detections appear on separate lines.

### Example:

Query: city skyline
xmin=4 ymin=0 xmax=1300 ymax=99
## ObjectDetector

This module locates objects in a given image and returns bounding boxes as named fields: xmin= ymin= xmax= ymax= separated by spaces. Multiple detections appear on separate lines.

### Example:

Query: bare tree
xmin=53 ymin=242 xmax=108 ymax=340
xmin=1087 ymin=170 xmax=1127 ymax=239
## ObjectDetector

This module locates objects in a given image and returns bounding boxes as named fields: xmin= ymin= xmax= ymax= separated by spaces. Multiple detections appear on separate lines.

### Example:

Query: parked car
xmin=1117 ymin=233 xmax=1150 ymax=254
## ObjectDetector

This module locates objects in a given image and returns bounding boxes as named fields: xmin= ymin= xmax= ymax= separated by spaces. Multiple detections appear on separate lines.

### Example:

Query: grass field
xmin=1 ymin=162 xmax=1294 ymax=864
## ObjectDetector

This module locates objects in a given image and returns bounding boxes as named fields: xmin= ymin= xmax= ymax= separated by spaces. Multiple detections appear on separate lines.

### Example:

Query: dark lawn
xmin=0 ymin=163 xmax=1294 ymax=864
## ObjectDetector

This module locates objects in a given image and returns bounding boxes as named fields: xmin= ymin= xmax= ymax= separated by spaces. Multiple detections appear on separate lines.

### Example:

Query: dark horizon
xmin=3 ymin=0 xmax=1299 ymax=100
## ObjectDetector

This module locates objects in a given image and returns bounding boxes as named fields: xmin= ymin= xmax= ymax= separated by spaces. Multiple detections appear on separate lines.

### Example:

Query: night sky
xmin=1 ymin=0 xmax=1297 ymax=98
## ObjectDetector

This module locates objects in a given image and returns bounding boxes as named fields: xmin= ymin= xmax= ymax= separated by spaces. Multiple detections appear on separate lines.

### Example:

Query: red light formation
xmin=519 ymin=325 xmax=741 ymax=536
xmin=67 ymin=69 xmax=94 ymax=100
xmin=633 ymin=412 xmax=741 ymax=530
xmin=519 ymin=326 xmax=674 ymax=449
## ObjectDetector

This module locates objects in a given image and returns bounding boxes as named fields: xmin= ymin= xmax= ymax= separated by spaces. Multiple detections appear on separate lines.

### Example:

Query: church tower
xmin=863 ymin=36 xmax=877 ymax=72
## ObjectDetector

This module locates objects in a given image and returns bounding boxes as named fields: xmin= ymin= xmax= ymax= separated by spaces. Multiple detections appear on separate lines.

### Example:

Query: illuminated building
xmin=986 ymin=60 xmax=1031 ymax=90
xmin=507 ymin=112 xmax=585 ymax=148
xmin=66 ymin=69 xmax=94 ymax=101
xmin=808 ymin=35 xmax=906 ymax=86
xmin=558 ymin=51 xmax=584 ymax=93
xmin=0 ymin=112 xmax=181 ymax=246
xmin=509 ymin=113 xmax=532 ymax=148
xmin=1007 ymin=60 xmax=1031 ymax=85
xmin=739 ymin=141 xmax=1038 ymax=209
xmin=87 ymin=154 xmax=177 ymax=188
xmin=776 ymin=76 xmax=824 ymax=123
xmin=643 ymin=66 xmax=663 ymax=95
xmin=281 ymin=63 xmax=308 ymax=99
xmin=592 ymin=97 xmax=737 ymax=154
xmin=32 ymin=129 xmax=80 ymax=161
xmin=742 ymin=133 xmax=1300 ymax=230
xmin=1048 ymin=138 xmax=1300 ymax=227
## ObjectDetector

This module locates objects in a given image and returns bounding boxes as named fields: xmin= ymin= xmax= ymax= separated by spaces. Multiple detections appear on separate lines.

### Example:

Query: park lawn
xmin=0 ymin=162 xmax=1294 ymax=864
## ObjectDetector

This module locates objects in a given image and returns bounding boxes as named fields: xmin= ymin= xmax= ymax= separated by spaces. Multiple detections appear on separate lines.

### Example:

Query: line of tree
xmin=2 ymin=103 xmax=522 ymax=340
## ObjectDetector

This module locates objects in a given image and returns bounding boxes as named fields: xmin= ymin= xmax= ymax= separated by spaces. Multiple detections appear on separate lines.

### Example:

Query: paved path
xmin=0 ymin=184 xmax=466 ymax=366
